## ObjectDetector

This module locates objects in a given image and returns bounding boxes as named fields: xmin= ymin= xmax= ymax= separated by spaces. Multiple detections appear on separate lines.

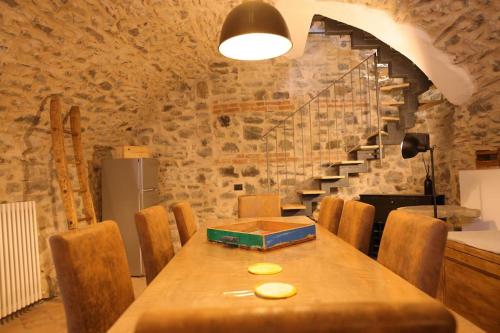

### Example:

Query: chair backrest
xmin=171 ymin=201 xmax=197 ymax=246
xmin=134 ymin=302 xmax=455 ymax=333
xmin=238 ymin=194 xmax=281 ymax=218
xmin=337 ymin=200 xmax=375 ymax=254
xmin=135 ymin=206 xmax=175 ymax=284
xmin=49 ymin=221 xmax=134 ymax=333
xmin=377 ymin=210 xmax=448 ymax=297
xmin=317 ymin=196 xmax=344 ymax=234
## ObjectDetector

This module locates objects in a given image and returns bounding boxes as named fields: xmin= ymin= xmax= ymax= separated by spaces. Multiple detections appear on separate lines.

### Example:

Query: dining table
xmin=108 ymin=216 xmax=472 ymax=333
xmin=398 ymin=205 xmax=481 ymax=231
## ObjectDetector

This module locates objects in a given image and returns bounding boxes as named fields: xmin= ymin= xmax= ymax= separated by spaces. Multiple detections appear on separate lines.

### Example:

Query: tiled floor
xmin=0 ymin=278 xmax=147 ymax=333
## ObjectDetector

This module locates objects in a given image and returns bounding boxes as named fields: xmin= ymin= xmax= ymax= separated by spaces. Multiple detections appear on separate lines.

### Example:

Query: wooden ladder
xmin=49 ymin=96 xmax=97 ymax=229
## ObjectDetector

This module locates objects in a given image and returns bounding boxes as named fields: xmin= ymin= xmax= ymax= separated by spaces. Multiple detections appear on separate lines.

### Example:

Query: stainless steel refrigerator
xmin=102 ymin=158 xmax=159 ymax=276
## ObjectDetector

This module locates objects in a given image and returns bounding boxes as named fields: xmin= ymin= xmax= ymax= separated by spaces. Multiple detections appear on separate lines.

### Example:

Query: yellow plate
xmin=254 ymin=282 xmax=297 ymax=299
xmin=248 ymin=263 xmax=282 ymax=275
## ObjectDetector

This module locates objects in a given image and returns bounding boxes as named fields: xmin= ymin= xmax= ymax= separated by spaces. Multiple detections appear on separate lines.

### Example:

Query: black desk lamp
xmin=401 ymin=133 xmax=438 ymax=218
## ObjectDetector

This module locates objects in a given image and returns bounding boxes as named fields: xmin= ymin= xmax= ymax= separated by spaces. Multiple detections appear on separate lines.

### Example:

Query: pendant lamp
xmin=219 ymin=1 xmax=292 ymax=61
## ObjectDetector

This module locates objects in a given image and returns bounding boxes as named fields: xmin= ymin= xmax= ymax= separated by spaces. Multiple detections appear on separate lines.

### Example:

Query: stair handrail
xmin=262 ymin=51 xmax=382 ymax=196
xmin=261 ymin=52 xmax=377 ymax=140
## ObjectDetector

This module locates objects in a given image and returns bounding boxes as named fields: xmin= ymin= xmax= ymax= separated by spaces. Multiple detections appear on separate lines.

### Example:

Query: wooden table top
xmin=398 ymin=205 xmax=481 ymax=219
xmin=109 ymin=216 xmax=448 ymax=333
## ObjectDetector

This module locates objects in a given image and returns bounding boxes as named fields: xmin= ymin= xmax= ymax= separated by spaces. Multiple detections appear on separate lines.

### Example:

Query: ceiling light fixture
xmin=218 ymin=1 xmax=292 ymax=61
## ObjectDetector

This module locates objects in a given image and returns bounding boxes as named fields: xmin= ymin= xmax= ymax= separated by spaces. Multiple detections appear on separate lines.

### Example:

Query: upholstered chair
xmin=377 ymin=210 xmax=448 ymax=297
xmin=135 ymin=206 xmax=175 ymax=284
xmin=237 ymin=194 xmax=281 ymax=218
xmin=49 ymin=221 xmax=134 ymax=333
xmin=337 ymin=200 xmax=375 ymax=254
xmin=171 ymin=201 xmax=198 ymax=246
xmin=317 ymin=196 xmax=344 ymax=234
xmin=134 ymin=302 xmax=455 ymax=333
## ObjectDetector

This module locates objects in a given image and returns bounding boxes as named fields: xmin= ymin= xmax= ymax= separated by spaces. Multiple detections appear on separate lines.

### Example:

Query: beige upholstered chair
xmin=317 ymin=196 xmax=344 ymax=234
xmin=238 ymin=194 xmax=281 ymax=218
xmin=49 ymin=221 xmax=134 ymax=333
xmin=171 ymin=201 xmax=197 ymax=246
xmin=337 ymin=200 xmax=375 ymax=254
xmin=377 ymin=210 xmax=448 ymax=297
xmin=134 ymin=302 xmax=455 ymax=333
xmin=135 ymin=206 xmax=175 ymax=284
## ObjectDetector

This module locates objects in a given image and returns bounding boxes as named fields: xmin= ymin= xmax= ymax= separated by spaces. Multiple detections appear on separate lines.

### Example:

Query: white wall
xmin=460 ymin=169 xmax=500 ymax=230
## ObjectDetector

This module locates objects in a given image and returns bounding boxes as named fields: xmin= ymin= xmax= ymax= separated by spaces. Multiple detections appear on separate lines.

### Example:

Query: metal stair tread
xmin=381 ymin=116 xmax=400 ymax=122
xmin=380 ymin=83 xmax=410 ymax=91
xmin=314 ymin=175 xmax=346 ymax=180
xmin=329 ymin=160 xmax=365 ymax=166
xmin=382 ymin=101 xmax=405 ymax=106
xmin=282 ymin=203 xmax=307 ymax=211
xmin=348 ymin=145 xmax=382 ymax=153
xmin=297 ymin=189 xmax=326 ymax=195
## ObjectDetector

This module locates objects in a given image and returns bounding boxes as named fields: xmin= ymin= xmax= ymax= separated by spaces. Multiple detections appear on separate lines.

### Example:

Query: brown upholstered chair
xmin=135 ymin=206 xmax=175 ymax=285
xmin=238 ymin=194 xmax=281 ymax=218
xmin=337 ymin=200 xmax=375 ymax=254
xmin=317 ymin=196 xmax=344 ymax=234
xmin=377 ymin=210 xmax=448 ymax=297
xmin=134 ymin=302 xmax=455 ymax=333
xmin=49 ymin=221 xmax=134 ymax=333
xmin=171 ymin=201 xmax=197 ymax=246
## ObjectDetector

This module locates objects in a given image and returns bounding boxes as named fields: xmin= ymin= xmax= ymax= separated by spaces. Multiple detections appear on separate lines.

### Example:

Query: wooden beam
xmin=70 ymin=106 xmax=97 ymax=225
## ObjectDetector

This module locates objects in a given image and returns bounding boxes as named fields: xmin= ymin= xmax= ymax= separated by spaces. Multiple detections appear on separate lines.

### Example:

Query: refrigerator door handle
xmin=138 ymin=190 xmax=143 ymax=211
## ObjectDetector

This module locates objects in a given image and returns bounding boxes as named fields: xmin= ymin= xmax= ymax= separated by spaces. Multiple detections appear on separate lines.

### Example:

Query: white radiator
xmin=0 ymin=201 xmax=42 ymax=319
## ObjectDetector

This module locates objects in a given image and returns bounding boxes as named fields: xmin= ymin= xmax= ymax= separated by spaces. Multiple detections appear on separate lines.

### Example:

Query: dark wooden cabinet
xmin=359 ymin=194 xmax=445 ymax=258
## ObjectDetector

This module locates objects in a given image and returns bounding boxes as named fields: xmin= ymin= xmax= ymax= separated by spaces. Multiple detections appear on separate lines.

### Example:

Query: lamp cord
xmin=430 ymin=146 xmax=438 ymax=219
xmin=422 ymin=155 xmax=430 ymax=176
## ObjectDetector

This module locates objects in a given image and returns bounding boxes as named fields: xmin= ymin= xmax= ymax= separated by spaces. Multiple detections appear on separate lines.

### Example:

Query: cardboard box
xmin=115 ymin=146 xmax=151 ymax=159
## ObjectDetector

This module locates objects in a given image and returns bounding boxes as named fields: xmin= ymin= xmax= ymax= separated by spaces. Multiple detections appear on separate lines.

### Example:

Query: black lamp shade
xmin=401 ymin=133 xmax=431 ymax=159
xmin=219 ymin=1 xmax=292 ymax=61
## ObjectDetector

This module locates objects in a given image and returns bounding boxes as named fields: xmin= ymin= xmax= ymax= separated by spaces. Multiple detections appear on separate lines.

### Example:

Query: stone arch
xmin=276 ymin=0 xmax=475 ymax=105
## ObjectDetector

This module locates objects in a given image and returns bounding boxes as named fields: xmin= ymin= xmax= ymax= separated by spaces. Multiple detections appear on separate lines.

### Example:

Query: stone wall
xmin=0 ymin=0 xmax=497 ymax=298
xmin=0 ymin=0 xmax=152 ymax=295
xmin=0 ymin=0 xmax=237 ymax=296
